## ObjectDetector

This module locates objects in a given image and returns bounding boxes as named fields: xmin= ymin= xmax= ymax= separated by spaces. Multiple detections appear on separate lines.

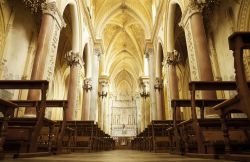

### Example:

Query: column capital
xmin=94 ymin=47 xmax=102 ymax=58
xmin=83 ymin=78 xmax=92 ymax=92
xmin=180 ymin=0 xmax=206 ymax=28
xmin=180 ymin=0 xmax=220 ymax=28
xmin=165 ymin=50 xmax=180 ymax=66
xmin=65 ymin=51 xmax=81 ymax=67
xmin=139 ymin=76 xmax=150 ymax=98
xmin=154 ymin=77 xmax=163 ymax=91
xmin=41 ymin=2 xmax=66 ymax=28
xmin=99 ymin=76 xmax=109 ymax=99
xmin=145 ymin=47 xmax=153 ymax=56
xmin=23 ymin=0 xmax=46 ymax=14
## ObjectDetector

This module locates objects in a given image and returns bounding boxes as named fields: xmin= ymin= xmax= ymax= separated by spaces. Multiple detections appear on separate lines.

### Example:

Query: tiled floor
xmin=3 ymin=150 xmax=234 ymax=162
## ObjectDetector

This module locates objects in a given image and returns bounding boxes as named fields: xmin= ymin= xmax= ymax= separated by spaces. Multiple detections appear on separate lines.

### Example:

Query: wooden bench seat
xmin=0 ymin=98 xmax=18 ymax=159
xmin=0 ymin=80 xmax=49 ymax=154
xmin=188 ymin=80 xmax=250 ymax=155
xmin=7 ymin=100 xmax=68 ymax=154
xmin=151 ymin=120 xmax=173 ymax=152
xmin=65 ymin=121 xmax=97 ymax=152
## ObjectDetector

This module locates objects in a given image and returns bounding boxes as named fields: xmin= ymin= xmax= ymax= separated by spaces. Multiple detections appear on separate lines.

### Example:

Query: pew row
xmin=1 ymin=100 xmax=68 ymax=158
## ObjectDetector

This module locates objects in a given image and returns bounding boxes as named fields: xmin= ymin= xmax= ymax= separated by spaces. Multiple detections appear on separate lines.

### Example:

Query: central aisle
xmin=4 ymin=150 xmax=233 ymax=162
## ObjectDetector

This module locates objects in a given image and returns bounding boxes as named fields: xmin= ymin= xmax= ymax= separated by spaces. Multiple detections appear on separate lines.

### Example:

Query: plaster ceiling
xmin=93 ymin=0 xmax=153 ymax=94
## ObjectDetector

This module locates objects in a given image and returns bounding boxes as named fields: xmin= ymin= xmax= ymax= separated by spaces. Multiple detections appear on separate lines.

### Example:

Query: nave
xmin=2 ymin=150 xmax=233 ymax=162
xmin=0 ymin=0 xmax=250 ymax=161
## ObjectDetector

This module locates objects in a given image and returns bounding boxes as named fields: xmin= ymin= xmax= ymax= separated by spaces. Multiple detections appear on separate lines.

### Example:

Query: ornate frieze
xmin=83 ymin=78 xmax=92 ymax=92
xmin=154 ymin=77 xmax=163 ymax=91
xmin=65 ymin=51 xmax=81 ymax=67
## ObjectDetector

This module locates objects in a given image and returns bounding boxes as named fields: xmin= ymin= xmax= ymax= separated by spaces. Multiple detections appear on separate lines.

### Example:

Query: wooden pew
xmin=0 ymin=99 xmax=18 ymax=159
xmin=0 ymin=80 xmax=48 ymax=153
xmin=9 ymin=100 xmax=68 ymax=154
xmin=213 ymin=32 xmax=250 ymax=161
xmin=0 ymin=80 xmax=49 ymax=156
xmin=65 ymin=121 xmax=97 ymax=152
xmin=171 ymin=99 xmax=226 ymax=155
xmin=188 ymin=81 xmax=250 ymax=154
xmin=150 ymin=120 xmax=173 ymax=152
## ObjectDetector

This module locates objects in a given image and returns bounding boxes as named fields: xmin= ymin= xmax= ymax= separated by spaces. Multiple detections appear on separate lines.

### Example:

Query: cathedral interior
xmin=0 ymin=0 xmax=250 ymax=161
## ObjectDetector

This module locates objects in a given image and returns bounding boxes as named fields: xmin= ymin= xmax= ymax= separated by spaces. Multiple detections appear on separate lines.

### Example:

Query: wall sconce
xmin=140 ymin=84 xmax=150 ymax=99
xmin=83 ymin=78 xmax=92 ymax=92
xmin=99 ymin=91 xmax=107 ymax=99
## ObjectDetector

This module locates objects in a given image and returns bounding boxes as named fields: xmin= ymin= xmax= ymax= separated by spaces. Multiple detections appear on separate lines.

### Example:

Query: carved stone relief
xmin=183 ymin=20 xmax=200 ymax=81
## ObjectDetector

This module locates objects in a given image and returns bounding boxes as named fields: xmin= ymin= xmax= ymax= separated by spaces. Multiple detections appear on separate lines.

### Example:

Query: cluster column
xmin=166 ymin=50 xmax=181 ymax=120
xmin=90 ymin=45 xmax=101 ymax=121
xmin=82 ymin=78 xmax=92 ymax=120
xmin=145 ymin=45 xmax=157 ymax=121
xmin=25 ymin=2 xmax=66 ymax=115
xmin=139 ymin=76 xmax=150 ymax=131
xmin=98 ymin=75 xmax=109 ymax=131
xmin=65 ymin=51 xmax=82 ymax=121
xmin=181 ymin=0 xmax=216 ymax=114
xmin=154 ymin=78 xmax=165 ymax=120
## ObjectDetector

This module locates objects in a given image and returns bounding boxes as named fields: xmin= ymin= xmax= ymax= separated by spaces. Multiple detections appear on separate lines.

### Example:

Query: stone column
xmin=139 ymin=76 xmax=150 ymax=131
xmin=182 ymin=0 xmax=216 ymax=91
xmin=82 ymin=78 xmax=92 ymax=120
xmin=154 ymin=78 xmax=165 ymax=120
xmin=181 ymin=0 xmax=216 ymax=114
xmin=146 ymin=46 xmax=157 ymax=121
xmin=166 ymin=50 xmax=181 ymax=120
xmin=135 ymin=94 xmax=141 ymax=134
xmin=98 ymin=76 xmax=109 ymax=130
xmin=25 ymin=2 xmax=66 ymax=115
xmin=65 ymin=51 xmax=81 ymax=121
xmin=140 ymin=98 xmax=145 ymax=131
xmin=90 ymin=46 xmax=101 ymax=121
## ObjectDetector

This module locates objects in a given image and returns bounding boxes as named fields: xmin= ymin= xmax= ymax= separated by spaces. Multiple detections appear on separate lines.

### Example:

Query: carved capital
xmin=83 ymin=78 xmax=92 ymax=92
xmin=65 ymin=51 xmax=81 ymax=67
xmin=145 ymin=47 xmax=153 ymax=56
xmin=181 ymin=0 xmax=220 ymax=27
xmin=41 ymin=2 xmax=66 ymax=28
xmin=154 ymin=78 xmax=163 ymax=91
xmin=188 ymin=0 xmax=206 ymax=13
xmin=166 ymin=50 xmax=180 ymax=66
xmin=94 ymin=48 xmax=102 ymax=58
xmin=22 ymin=0 xmax=45 ymax=14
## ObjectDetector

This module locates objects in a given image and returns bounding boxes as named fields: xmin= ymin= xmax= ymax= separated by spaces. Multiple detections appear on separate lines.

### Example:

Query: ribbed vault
xmin=94 ymin=0 xmax=153 ymax=95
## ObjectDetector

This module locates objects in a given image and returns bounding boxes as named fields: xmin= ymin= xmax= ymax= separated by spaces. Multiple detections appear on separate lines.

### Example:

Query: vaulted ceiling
xmin=93 ymin=0 xmax=154 ymax=94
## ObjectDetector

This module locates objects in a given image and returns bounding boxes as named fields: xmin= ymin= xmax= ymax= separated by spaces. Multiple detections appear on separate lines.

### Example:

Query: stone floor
xmin=3 ymin=150 xmax=234 ymax=162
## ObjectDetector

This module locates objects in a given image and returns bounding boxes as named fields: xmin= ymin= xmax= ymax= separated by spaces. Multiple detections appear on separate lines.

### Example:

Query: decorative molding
xmin=183 ymin=21 xmax=200 ymax=81
xmin=65 ymin=51 xmax=81 ymax=67
xmin=41 ymin=2 xmax=66 ymax=29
